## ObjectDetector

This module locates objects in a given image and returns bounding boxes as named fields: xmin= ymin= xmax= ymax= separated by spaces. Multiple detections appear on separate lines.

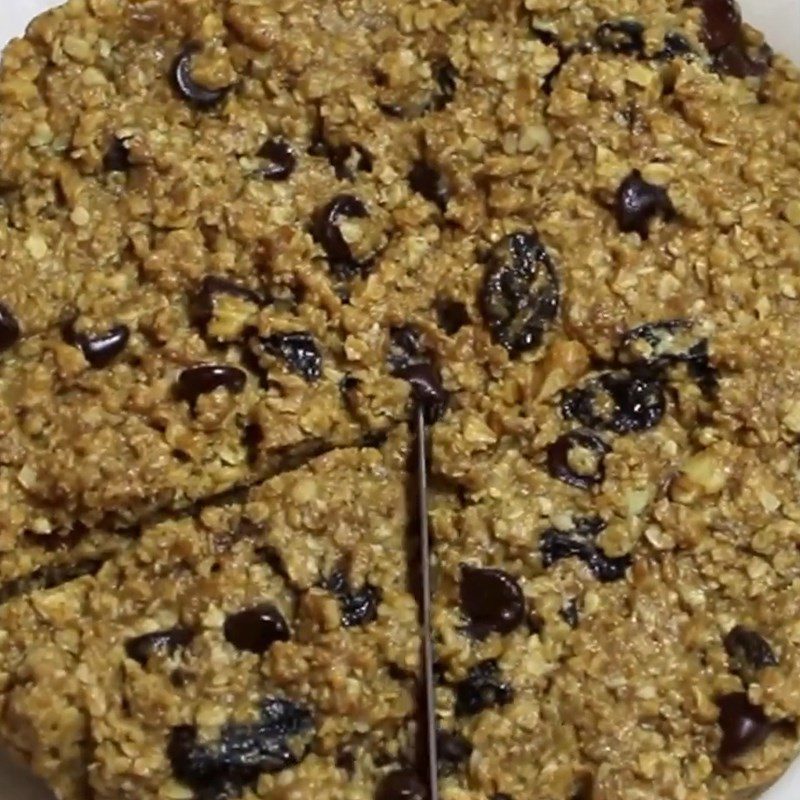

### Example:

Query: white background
xmin=0 ymin=1 xmax=798 ymax=799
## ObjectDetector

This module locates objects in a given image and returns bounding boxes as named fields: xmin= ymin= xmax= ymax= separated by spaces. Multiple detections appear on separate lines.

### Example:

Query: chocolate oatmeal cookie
xmin=0 ymin=0 xmax=799 ymax=798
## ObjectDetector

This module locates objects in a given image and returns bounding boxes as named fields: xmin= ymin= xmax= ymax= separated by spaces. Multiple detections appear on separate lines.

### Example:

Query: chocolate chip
xmin=546 ymin=430 xmax=610 ymax=491
xmin=62 ymin=320 xmax=130 ymax=369
xmin=460 ymin=565 xmax=524 ymax=638
xmin=375 ymin=768 xmax=426 ymax=800
xmin=716 ymin=692 xmax=773 ymax=762
xmin=724 ymin=626 xmax=779 ymax=676
xmin=595 ymin=20 xmax=645 ymax=55
xmin=480 ymin=232 xmax=560 ymax=357
xmin=168 ymin=697 xmax=313 ymax=794
xmin=697 ymin=0 xmax=742 ymax=53
xmin=560 ymin=598 xmax=580 ymax=628
xmin=255 ymin=139 xmax=296 ymax=181
xmin=253 ymin=332 xmax=322 ymax=383
xmin=0 ymin=302 xmax=21 ymax=353
xmin=394 ymin=362 xmax=450 ymax=423
xmin=614 ymin=170 xmax=676 ymax=239
xmin=188 ymin=276 xmax=263 ymax=340
xmin=125 ymin=627 xmax=194 ymax=665
xmin=311 ymin=194 xmax=370 ymax=279
xmin=454 ymin=659 xmax=514 ymax=716
xmin=324 ymin=570 xmax=382 ymax=628
xmin=223 ymin=603 xmax=290 ymax=654
xmin=561 ymin=370 xmax=666 ymax=435
xmin=176 ymin=365 xmax=247 ymax=407
xmin=436 ymin=730 xmax=472 ymax=774
xmin=170 ymin=42 xmax=232 ymax=109
xmin=408 ymin=160 xmax=450 ymax=212
xmin=435 ymin=298 xmax=470 ymax=335
xmin=540 ymin=517 xmax=631 ymax=583
xmin=103 ymin=137 xmax=132 ymax=172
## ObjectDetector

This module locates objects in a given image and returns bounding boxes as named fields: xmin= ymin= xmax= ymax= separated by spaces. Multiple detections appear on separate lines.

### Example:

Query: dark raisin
xmin=436 ymin=730 xmax=472 ymax=774
xmin=170 ymin=42 xmax=232 ymax=109
xmin=327 ymin=143 xmax=374 ymax=181
xmin=716 ymin=692 xmax=773 ymax=762
xmin=223 ymin=604 xmax=290 ymax=654
xmin=103 ymin=136 xmax=132 ymax=172
xmin=697 ymin=0 xmax=742 ymax=52
xmin=168 ymin=697 xmax=313 ymax=795
xmin=546 ymin=430 xmax=610 ymax=491
xmin=657 ymin=32 xmax=695 ymax=60
xmin=431 ymin=55 xmax=459 ymax=111
xmin=408 ymin=160 xmax=450 ymax=212
xmin=176 ymin=365 xmax=247 ymax=408
xmin=561 ymin=371 xmax=666 ymax=435
xmin=560 ymin=598 xmax=580 ymax=628
xmin=375 ymin=768 xmax=426 ymax=800
xmin=188 ymin=276 xmax=263 ymax=339
xmin=62 ymin=320 xmax=130 ymax=369
xmin=454 ymin=660 xmax=514 ymax=716
xmin=387 ymin=325 xmax=424 ymax=371
xmin=459 ymin=565 xmax=525 ymax=638
xmin=540 ymin=517 xmax=631 ymax=583
xmin=595 ymin=20 xmax=645 ymax=55
xmin=614 ymin=170 xmax=676 ymax=239
xmin=724 ymin=626 xmax=778 ymax=679
xmin=713 ymin=42 xmax=771 ymax=78
xmin=435 ymin=299 xmax=470 ymax=335
xmin=0 ymin=302 xmax=21 ymax=353
xmin=252 ymin=332 xmax=322 ymax=383
xmin=324 ymin=570 xmax=382 ymax=628
xmin=125 ymin=627 xmax=194 ymax=665
xmin=335 ymin=748 xmax=356 ymax=775
xmin=311 ymin=194 xmax=370 ymax=279
xmin=255 ymin=139 xmax=296 ymax=181
xmin=480 ymin=232 xmax=559 ymax=357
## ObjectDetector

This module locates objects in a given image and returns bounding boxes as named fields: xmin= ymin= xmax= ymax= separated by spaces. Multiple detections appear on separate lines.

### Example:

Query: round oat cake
xmin=0 ymin=0 xmax=799 ymax=799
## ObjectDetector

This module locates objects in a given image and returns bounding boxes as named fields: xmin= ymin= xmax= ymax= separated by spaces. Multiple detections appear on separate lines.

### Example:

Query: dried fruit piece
xmin=408 ymin=159 xmax=450 ymax=212
xmin=716 ymin=692 xmax=773 ymax=762
xmin=595 ymin=20 xmax=645 ymax=55
xmin=255 ymin=139 xmax=297 ymax=181
xmin=176 ymin=365 xmax=247 ymax=407
xmin=0 ymin=302 xmax=22 ymax=353
xmin=480 ymin=232 xmax=559 ymax=356
xmin=170 ymin=42 xmax=232 ymax=109
xmin=546 ymin=430 xmax=610 ymax=490
xmin=311 ymin=195 xmax=371 ymax=279
xmin=62 ymin=320 xmax=130 ymax=369
xmin=614 ymin=170 xmax=676 ymax=239
xmin=253 ymin=332 xmax=323 ymax=383
xmin=454 ymin=659 xmax=515 ymax=716
xmin=324 ymin=570 xmax=382 ymax=628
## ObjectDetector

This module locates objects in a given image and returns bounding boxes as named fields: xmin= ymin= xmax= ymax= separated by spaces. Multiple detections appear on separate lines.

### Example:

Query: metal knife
xmin=413 ymin=406 xmax=439 ymax=800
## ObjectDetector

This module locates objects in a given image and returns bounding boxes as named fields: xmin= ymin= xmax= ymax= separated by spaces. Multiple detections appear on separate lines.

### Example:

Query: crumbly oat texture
xmin=0 ymin=0 xmax=799 ymax=799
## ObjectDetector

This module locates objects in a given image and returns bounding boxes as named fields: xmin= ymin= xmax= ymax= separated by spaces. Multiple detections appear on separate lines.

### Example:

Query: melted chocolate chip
xmin=408 ymin=160 xmax=450 ymax=212
xmin=103 ymin=137 xmax=132 ymax=172
xmin=540 ymin=517 xmax=631 ymax=583
xmin=546 ymin=430 xmax=610 ymax=491
xmin=170 ymin=42 xmax=232 ymax=109
xmin=0 ymin=302 xmax=21 ymax=353
xmin=480 ymin=232 xmax=560 ymax=357
xmin=311 ymin=194 xmax=370 ymax=279
xmin=561 ymin=371 xmax=666 ymax=435
xmin=168 ymin=697 xmax=313 ymax=795
xmin=560 ymin=598 xmax=580 ymax=628
xmin=256 ymin=139 xmax=297 ymax=181
xmin=460 ymin=565 xmax=525 ymax=638
xmin=62 ymin=320 xmax=130 ymax=369
xmin=125 ymin=627 xmax=194 ymax=665
xmin=716 ymin=692 xmax=773 ymax=762
xmin=188 ymin=276 xmax=263 ymax=339
xmin=614 ymin=170 xmax=676 ymax=239
xmin=394 ymin=362 xmax=450 ymax=423
xmin=375 ymin=768 xmax=427 ymax=800
xmin=435 ymin=298 xmax=470 ymax=335
xmin=224 ymin=603 xmax=290 ymax=654
xmin=454 ymin=659 xmax=514 ymax=717
xmin=253 ymin=332 xmax=323 ymax=383
xmin=595 ymin=20 xmax=645 ymax=55
xmin=724 ymin=626 xmax=778 ymax=675
xmin=176 ymin=365 xmax=247 ymax=407
xmin=324 ymin=570 xmax=382 ymax=628
xmin=436 ymin=730 xmax=472 ymax=774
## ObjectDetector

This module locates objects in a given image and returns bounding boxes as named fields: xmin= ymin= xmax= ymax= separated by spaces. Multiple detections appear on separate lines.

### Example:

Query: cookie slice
xmin=0 ymin=437 xmax=421 ymax=800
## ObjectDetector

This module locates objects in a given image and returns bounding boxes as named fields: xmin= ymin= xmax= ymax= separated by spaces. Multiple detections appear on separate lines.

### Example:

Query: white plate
xmin=0 ymin=1 xmax=798 ymax=799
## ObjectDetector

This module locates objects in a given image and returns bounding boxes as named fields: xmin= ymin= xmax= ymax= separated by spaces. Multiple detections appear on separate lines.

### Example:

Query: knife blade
xmin=413 ymin=406 xmax=439 ymax=800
